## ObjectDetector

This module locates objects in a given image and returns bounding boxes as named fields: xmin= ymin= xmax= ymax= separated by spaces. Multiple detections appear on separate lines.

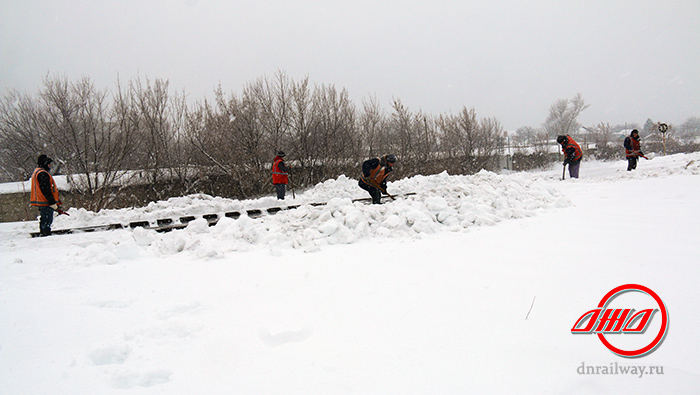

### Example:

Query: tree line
xmin=2 ymin=73 xmax=699 ymax=211
xmin=0 ymin=72 xmax=506 ymax=210
xmin=512 ymin=93 xmax=700 ymax=162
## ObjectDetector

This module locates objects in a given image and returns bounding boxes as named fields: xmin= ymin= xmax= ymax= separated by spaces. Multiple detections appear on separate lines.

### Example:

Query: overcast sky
xmin=1 ymin=0 xmax=698 ymax=131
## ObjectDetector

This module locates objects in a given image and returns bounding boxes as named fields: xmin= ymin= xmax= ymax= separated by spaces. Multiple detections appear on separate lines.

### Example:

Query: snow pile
xmin=5 ymin=152 xmax=699 ymax=258
xmin=7 ymin=152 xmax=700 ymax=258
xmin=2 ymin=153 xmax=700 ymax=394
xmin=23 ymin=170 xmax=569 ymax=256
xmin=582 ymin=152 xmax=700 ymax=180
xmin=0 ymin=174 xmax=70 ymax=194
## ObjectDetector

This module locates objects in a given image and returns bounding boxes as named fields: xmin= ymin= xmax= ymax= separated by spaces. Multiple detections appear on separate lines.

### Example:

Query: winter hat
xmin=556 ymin=135 xmax=568 ymax=144
xmin=277 ymin=151 xmax=286 ymax=157
xmin=631 ymin=129 xmax=639 ymax=136
xmin=37 ymin=154 xmax=53 ymax=167
xmin=385 ymin=154 xmax=397 ymax=163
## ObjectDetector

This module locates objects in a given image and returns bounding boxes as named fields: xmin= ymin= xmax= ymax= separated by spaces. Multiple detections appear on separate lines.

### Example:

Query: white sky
xmin=1 ymin=0 xmax=698 ymax=131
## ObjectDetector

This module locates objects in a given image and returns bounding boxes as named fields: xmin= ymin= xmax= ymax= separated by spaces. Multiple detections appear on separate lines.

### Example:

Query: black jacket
xmin=563 ymin=146 xmax=578 ymax=163
xmin=277 ymin=159 xmax=290 ymax=173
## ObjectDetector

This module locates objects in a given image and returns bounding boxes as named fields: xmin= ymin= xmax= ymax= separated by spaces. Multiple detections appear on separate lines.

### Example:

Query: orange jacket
xmin=562 ymin=136 xmax=583 ymax=162
xmin=625 ymin=136 xmax=641 ymax=158
xmin=30 ymin=168 xmax=60 ymax=206
xmin=360 ymin=158 xmax=391 ymax=187
xmin=272 ymin=156 xmax=288 ymax=184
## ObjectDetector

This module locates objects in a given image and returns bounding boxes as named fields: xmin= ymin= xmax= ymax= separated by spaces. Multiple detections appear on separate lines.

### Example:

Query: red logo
xmin=571 ymin=284 xmax=669 ymax=358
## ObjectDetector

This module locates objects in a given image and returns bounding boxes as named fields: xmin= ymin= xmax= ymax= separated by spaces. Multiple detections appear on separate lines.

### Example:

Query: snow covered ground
xmin=1 ymin=153 xmax=699 ymax=394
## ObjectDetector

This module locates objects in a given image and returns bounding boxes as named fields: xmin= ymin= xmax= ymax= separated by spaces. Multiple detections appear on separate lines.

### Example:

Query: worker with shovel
xmin=359 ymin=154 xmax=396 ymax=204
xmin=624 ymin=129 xmax=646 ymax=171
xmin=30 ymin=154 xmax=66 ymax=236
xmin=557 ymin=135 xmax=583 ymax=179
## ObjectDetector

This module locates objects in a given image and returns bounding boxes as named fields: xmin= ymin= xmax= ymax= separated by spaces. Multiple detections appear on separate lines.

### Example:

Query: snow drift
xmin=1 ymin=153 xmax=699 ymax=394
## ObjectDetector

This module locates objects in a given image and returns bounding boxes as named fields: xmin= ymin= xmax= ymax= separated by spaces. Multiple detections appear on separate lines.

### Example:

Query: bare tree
xmin=186 ymin=78 xmax=282 ymax=198
xmin=309 ymin=83 xmax=358 ymax=181
xmin=543 ymin=93 xmax=589 ymax=138
xmin=185 ymin=90 xmax=249 ymax=197
xmin=437 ymin=107 xmax=479 ymax=173
xmin=288 ymin=77 xmax=315 ymax=184
xmin=165 ymin=87 xmax=194 ymax=192
xmin=131 ymin=77 xmax=175 ymax=190
xmin=358 ymin=95 xmax=390 ymax=158
xmin=676 ymin=117 xmax=700 ymax=152
xmin=35 ymin=75 xmax=139 ymax=210
xmin=476 ymin=117 xmax=504 ymax=156
xmin=256 ymin=71 xmax=293 ymax=152
xmin=435 ymin=108 xmax=505 ymax=174
xmin=586 ymin=122 xmax=617 ymax=159
xmin=679 ymin=117 xmax=700 ymax=139
xmin=0 ymin=90 xmax=44 ymax=181
xmin=388 ymin=99 xmax=415 ymax=162
xmin=2 ymin=71 xmax=518 ymax=209
xmin=513 ymin=126 xmax=539 ymax=148
xmin=412 ymin=113 xmax=439 ymax=175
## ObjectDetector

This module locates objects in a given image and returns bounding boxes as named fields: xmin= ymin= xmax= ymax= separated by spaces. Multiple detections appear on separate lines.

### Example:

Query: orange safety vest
xmin=625 ymin=136 xmax=641 ymax=158
xmin=30 ymin=168 xmax=60 ymax=206
xmin=271 ymin=157 xmax=288 ymax=184
xmin=563 ymin=136 xmax=583 ymax=161
xmin=361 ymin=160 xmax=390 ymax=187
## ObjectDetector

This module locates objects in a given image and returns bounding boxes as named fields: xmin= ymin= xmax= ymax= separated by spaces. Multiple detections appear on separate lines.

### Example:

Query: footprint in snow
xmin=88 ymin=345 xmax=130 ymax=365
xmin=111 ymin=370 xmax=172 ymax=389
xmin=259 ymin=327 xmax=313 ymax=347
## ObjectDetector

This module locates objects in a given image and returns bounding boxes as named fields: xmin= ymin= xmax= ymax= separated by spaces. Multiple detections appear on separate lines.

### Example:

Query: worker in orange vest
xmin=557 ymin=135 xmax=583 ymax=179
xmin=623 ymin=129 xmax=644 ymax=171
xmin=30 ymin=154 xmax=62 ymax=236
xmin=272 ymin=151 xmax=290 ymax=199
xmin=359 ymin=154 xmax=396 ymax=204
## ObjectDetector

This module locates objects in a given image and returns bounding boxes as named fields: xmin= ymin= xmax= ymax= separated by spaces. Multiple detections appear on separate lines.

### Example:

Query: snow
xmin=1 ymin=153 xmax=699 ymax=394
xmin=0 ymin=175 xmax=70 ymax=194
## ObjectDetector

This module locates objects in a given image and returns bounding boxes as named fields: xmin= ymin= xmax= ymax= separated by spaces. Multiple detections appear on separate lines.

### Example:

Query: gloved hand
xmin=50 ymin=204 xmax=59 ymax=210
xmin=639 ymin=151 xmax=644 ymax=156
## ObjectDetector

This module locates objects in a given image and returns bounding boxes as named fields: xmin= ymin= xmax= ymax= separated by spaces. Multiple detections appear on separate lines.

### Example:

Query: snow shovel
xmin=561 ymin=163 xmax=567 ymax=181
xmin=53 ymin=205 xmax=69 ymax=216
xmin=375 ymin=183 xmax=396 ymax=200
xmin=365 ymin=179 xmax=396 ymax=200
xmin=288 ymin=176 xmax=296 ymax=199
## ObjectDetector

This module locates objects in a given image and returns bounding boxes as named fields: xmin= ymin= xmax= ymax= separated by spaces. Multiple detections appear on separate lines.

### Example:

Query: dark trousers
xmin=627 ymin=156 xmax=638 ymax=171
xmin=568 ymin=160 xmax=581 ymax=178
xmin=274 ymin=183 xmax=286 ymax=200
xmin=39 ymin=206 xmax=54 ymax=236
xmin=359 ymin=180 xmax=382 ymax=204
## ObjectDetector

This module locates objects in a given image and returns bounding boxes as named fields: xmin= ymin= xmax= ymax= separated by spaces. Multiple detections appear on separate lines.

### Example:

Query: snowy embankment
xmin=8 ymin=153 xmax=698 ymax=257
xmin=1 ymin=153 xmax=699 ymax=394
xmin=10 ymin=168 xmax=574 ymax=256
